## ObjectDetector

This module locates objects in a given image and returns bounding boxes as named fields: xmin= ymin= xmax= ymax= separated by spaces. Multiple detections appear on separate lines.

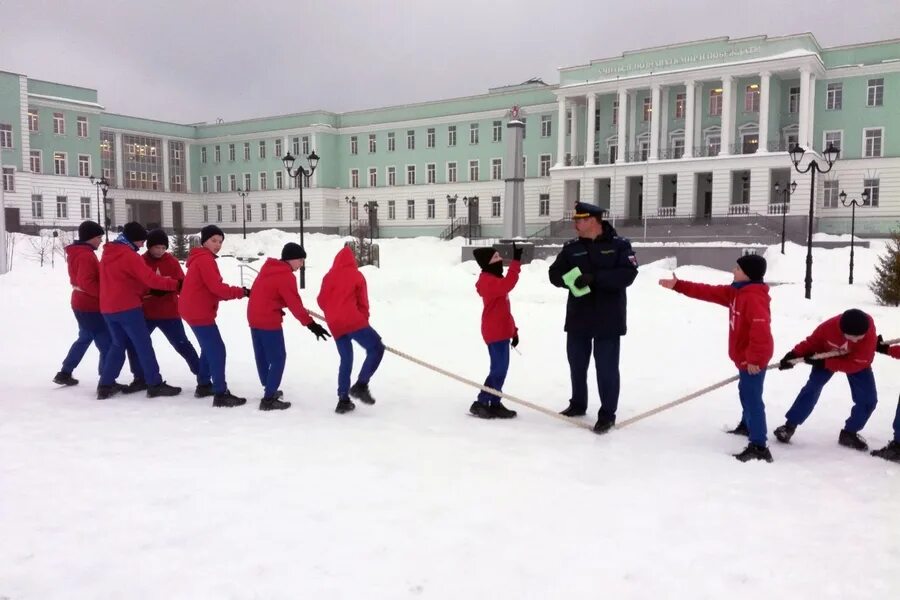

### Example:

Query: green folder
xmin=562 ymin=267 xmax=591 ymax=297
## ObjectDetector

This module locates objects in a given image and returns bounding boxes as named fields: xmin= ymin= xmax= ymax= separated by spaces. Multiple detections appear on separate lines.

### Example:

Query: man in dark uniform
xmin=548 ymin=202 xmax=638 ymax=434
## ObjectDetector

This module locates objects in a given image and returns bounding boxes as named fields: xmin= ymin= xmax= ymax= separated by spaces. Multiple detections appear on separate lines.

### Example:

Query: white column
xmin=758 ymin=72 xmax=771 ymax=153
xmin=569 ymin=103 xmax=578 ymax=162
xmin=555 ymin=97 xmax=566 ymax=167
xmin=628 ymin=91 xmax=638 ymax=156
xmin=799 ymin=68 xmax=811 ymax=149
xmin=660 ymin=87 xmax=670 ymax=154
xmin=586 ymin=93 xmax=596 ymax=165
xmin=720 ymin=75 xmax=734 ymax=156
xmin=649 ymin=84 xmax=661 ymax=160
xmin=807 ymin=74 xmax=817 ymax=150
xmin=616 ymin=89 xmax=628 ymax=163
xmin=684 ymin=81 xmax=696 ymax=158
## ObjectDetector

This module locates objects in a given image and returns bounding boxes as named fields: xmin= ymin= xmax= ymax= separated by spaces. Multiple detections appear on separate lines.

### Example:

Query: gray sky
xmin=3 ymin=0 xmax=897 ymax=124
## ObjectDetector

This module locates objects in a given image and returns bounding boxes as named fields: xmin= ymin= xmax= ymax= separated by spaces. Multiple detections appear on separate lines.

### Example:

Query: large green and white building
xmin=1 ymin=32 xmax=898 ymax=238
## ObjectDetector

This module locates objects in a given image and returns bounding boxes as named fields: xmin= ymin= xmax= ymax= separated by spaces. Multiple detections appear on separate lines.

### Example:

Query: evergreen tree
xmin=870 ymin=229 xmax=900 ymax=306
xmin=172 ymin=228 xmax=190 ymax=261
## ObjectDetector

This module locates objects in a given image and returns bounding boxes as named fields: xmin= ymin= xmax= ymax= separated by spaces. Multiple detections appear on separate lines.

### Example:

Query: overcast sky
xmin=3 ymin=0 xmax=897 ymax=124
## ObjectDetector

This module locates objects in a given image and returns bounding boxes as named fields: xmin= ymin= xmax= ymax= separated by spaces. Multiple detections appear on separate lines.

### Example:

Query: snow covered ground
xmin=1 ymin=231 xmax=898 ymax=599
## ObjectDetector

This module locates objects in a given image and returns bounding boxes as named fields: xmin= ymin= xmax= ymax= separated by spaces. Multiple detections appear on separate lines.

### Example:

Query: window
xmin=78 ymin=155 xmax=91 ymax=177
xmin=56 ymin=195 xmax=67 ymax=219
xmin=741 ymin=179 xmax=750 ymax=204
xmin=275 ymin=138 xmax=282 ymax=157
xmin=539 ymin=154 xmax=551 ymax=177
xmin=229 ymin=174 xmax=237 ymax=192
xmin=54 ymin=152 xmax=66 ymax=175
xmin=351 ymin=168 xmax=359 ymax=188
xmin=53 ymin=112 xmax=65 ymax=134
xmin=470 ymin=123 xmax=479 ymax=144
xmin=258 ymin=141 xmax=266 ymax=159
xmin=1 ymin=167 xmax=14 ymax=192
xmin=608 ymin=144 xmax=618 ymax=164
xmin=368 ymin=167 xmax=377 ymax=187
xmin=863 ymin=178 xmax=879 ymax=207
xmin=675 ymin=93 xmax=686 ymax=119
xmin=241 ymin=142 xmax=249 ymax=161
xmin=275 ymin=170 xmax=284 ymax=190
xmin=215 ymin=175 xmax=222 ymax=193
xmin=199 ymin=176 xmax=208 ymax=193
xmin=566 ymin=110 xmax=572 ymax=135
xmin=228 ymin=144 xmax=235 ymax=161
xmin=407 ymin=130 xmax=415 ymax=150
xmin=709 ymin=89 xmax=723 ymax=116
xmin=29 ymin=150 xmax=41 ymax=173
xmin=642 ymin=97 xmax=652 ymax=122
xmin=469 ymin=159 xmax=479 ymax=181
xmin=246 ymin=204 xmax=252 ymax=222
xmin=388 ymin=166 xmax=396 ymax=186
xmin=202 ymin=205 xmax=209 ymax=223
xmin=491 ymin=195 xmax=501 ymax=218
xmin=215 ymin=145 xmax=221 ymax=163
xmin=28 ymin=109 xmax=38 ymax=132
xmin=594 ymin=108 xmax=601 ymax=132
xmin=541 ymin=114 xmax=552 ymax=137
xmin=291 ymin=137 xmax=300 ymax=156
xmin=244 ymin=173 xmax=252 ymax=190
xmin=293 ymin=202 xmax=301 ymax=220
xmin=406 ymin=199 xmax=415 ymax=220
xmin=201 ymin=146 xmax=207 ymax=163
xmin=539 ymin=193 xmax=550 ymax=216
xmin=639 ymin=141 xmax=650 ymax=162
xmin=612 ymin=100 xmax=618 ymax=126
xmin=388 ymin=200 xmax=396 ymax=220
xmin=350 ymin=136 xmax=358 ymax=155
xmin=388 ymin=132 xmax=396 ymax=152
xmin=447 ymin=161 xmax=457 ymax=183
xmin=368 ymin=134 xmax=376 ymax=153
xmin=823 ymin=180 xmax=839 ymax=208
xmin=427 ymin=198 xmax=435 ymax=219
xmin=31 ymin=194 xmax=43 ymax=218
xmin=491 ymin=158 xmax=502 ymax=180
xmin=231 ymin=205 xmax=237 ymax=222
xmin=302 ymin=136 xmax=310 ymax=155
xmin=216 ymin=205 xmax=223 ymax=223
xmin=0 ymin=124 xmax=12 ymax=148
xmin=745 ymin=84 xmax=760 ymax=112
xmin=867 ymin=78 xmax=884 ymax=107
xmin=261 ymin=203 xmax=268 ymax=222
xmin=406 ymin=165 xmax=416 ymax=185
xmin=80 ymin=197 xmax=91 ymax=219
xmin=789 ymin=87 xmax=800 ymax=113
xmin=448 ymin=125 xmax=457 ymax=146
xmin=707 ymin=135 xmax=721 ymax=157
xmin=259 ymin=172 xmax=267 ymax=191
xmin=448 ymin=198 xmax=457 ymax=218
xmin=863 ymin=128 xmax=883 ymax=158
xmin=826 ymin=83 xmax=842 ymax=110
xmin=276 ymin=203 xmax=283 ymax=222
xmin=426 ymin=163 xmax=436 ymax=184
xmin=492 ymin=120 xmax=502 ymax=142
xmin=427 ymin=128 xmax=435 ymax=148
xmin=824 ymin=131 xmax=842 ymax=154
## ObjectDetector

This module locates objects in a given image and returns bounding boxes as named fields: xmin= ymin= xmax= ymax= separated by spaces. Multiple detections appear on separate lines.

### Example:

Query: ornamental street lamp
xmin=88 ymin=174 xmax=111 ymax=242
xmin=789 ymin=143 xmax=839 ymax=299
xmin=344 ymin=195 xmax=356 ymax=236
xmin=839 ymin=188 xmax=870 ymax=285
xmin=773 ymin=179 xmax=797 ymax=254
xmin=282 ymin=150 xmax=320 ymax=289
xmin=236 ymin=188 xmax=249 ymax=239
xmin=462 ymin=195 xmax=479 ymax=244
xmin=364 ymin=201 xmax=379 ymax=245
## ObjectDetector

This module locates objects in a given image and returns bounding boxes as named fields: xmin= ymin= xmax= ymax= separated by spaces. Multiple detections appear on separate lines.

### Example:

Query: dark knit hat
xmin=473 ymin=247 xmax=496 ymax=270
xmin=200 ymin=225 xmax=225 ymax=245
xmin=840 ymin=309 xmax=870 ymax=336
xmin=736 ymin=254 xmax=767 ymax=282
xmin=146 ymin=228 xmax=169 ymax=249
xmin=123 ymin=222 xmax=148 ymax=243
xmin=280 ymin=242 xmax=306 ymax=261
xmin=78 ymin=220 xmax=104 ymax=242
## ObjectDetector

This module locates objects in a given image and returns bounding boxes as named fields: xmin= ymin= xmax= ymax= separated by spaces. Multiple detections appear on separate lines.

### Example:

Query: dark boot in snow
xmin=335 ymin=397 xmax=356 ymax=414
xmin=122 ymin=378 xmax=148 ymax=395
xmin=560 ymin=402 xmax=586 ymax=417
xmin=734 ymin=443 xmax=774 ymax=463
xmin=148 ymin=381 xmax=181 ymax=398
xmin=260 ymin=396 xmax=291 ymax=411
xmin=490 ymin=401 xmax=517 ymax=419
xmin=871 ymin=441 xmax=900 ymax=463
xmin=838 ymin=429 xmax=868 ymax=451
xmin=774 ymin=423 xmax=796 ymax=443
xmin=53 ymin=371 xmax=78 ymax=386
xmin=212 ymin=390 xmax=246 ymax=407
xmin=350 ymin=382 xmax=376 ymax=405
xmin=592 ymin=413 xmax=616 ymax=435
xmin=194 ymin=383 xmax=214 ymax=398
xmin=96 ymin=383 xmax=123 ymax=400
xmin=469 ymin=401 xmax=494 ymax=419
xmin=727 ymin=421 xmax=749 ymax=437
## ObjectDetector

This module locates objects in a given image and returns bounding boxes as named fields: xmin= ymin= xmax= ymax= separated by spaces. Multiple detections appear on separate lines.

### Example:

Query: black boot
xmin=260 ymin=396 xmax=291 ymax=411
xmin=871 ymin=440 xmax=900 ymax=463
xmin=335 ymin=397 xmax=356 ymax=414
xmin=194 ymin=383 xmax=214 ymax=398
xmin=490 ymin=401 xmax=518 ymax=419
xmin=469 ymin=401 xmax=494 ymax=419
xmin=774 ymin=423 xmax=796 ymax=443
xmin=592 ymin=413 xmax=616 ymax=435
xmin=560 ymin=402 xmax=586 ymax=417
xmin=349 ymin=382 xmax=376 ymax=405
xmin=838 ymin=429 xmax=868 ymax=451
xmin=53 ymin=371 xmax=79 ymax=386
xmin=734 ymin=443 xmax=774 ymax=463
xmin=212 ymin=390 xmax=246 ymax=407
xmin=727 ymin=421 xmax=749 ymax=437
xmin=148 ymin=381 xmax=182 ymax=398
xmin=96 ymin=383 xmax=124 ymax=400
xmin=122 ymin=378 xmax=148 ymax=395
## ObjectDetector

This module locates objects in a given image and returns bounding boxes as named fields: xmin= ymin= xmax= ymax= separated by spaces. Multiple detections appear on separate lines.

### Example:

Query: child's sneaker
xmin=469 ymin=401 xmax=494 ymax=419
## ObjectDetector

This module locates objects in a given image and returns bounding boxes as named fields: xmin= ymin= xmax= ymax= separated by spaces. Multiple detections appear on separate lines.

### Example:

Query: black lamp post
xmin=364 ymin=201 xmax=379 ymax=245
xmin=236 ymin=187 xmax=249 ymax=239
xmin=88 ymin=174 xmax=111 ymax=242
xmin=344 ymin=195 xmax=356 ymax=236
xmin=839 ymin=188 xmax=870 ymax=285
xmin=282 ymin=150 xmax=320 ymax=289
xmin=462 ymin=195 xmax=479 ymax=244
xmin=773 ymin=179 xmax=797 ymax=254
xmin=789 ymin=143 xmax=839 ymax=299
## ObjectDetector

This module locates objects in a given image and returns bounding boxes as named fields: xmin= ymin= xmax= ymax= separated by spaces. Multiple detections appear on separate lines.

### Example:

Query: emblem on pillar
xmin=508 ymin=105 xmax=523 ymax=120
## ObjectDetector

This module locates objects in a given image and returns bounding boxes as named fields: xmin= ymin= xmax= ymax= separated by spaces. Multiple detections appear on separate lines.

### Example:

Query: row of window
xmin=825 ymin=78 xmax=885 ymax=111
xmin=21 ymin=110 xmax=90 ymax=138
xmin=27 ymin=150 xmax=92 ymax=177
xmin=199 ymin=171 xmax=309 ymax=193
xmin=822 ymin=179 xmax=880 ymax=208
xmin=347 ymin=156 xmax=551 ymax=187
xmin=28 ymin=194 xmax=93 ymax=219
xmin=823 ymin=128 xmax=885 ymax=158
xmin=346 ymin=118 xmax=551 ymax=154
xmin=200 ymin=137 xmax=304 ymax=165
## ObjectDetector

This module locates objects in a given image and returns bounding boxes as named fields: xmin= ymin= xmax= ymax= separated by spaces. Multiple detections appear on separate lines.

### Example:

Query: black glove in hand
xmin=778 ymin=351 xmax=798 ymax=370
xmin=307 ymin=322 xmax=332 ymax=341
xmin=573 ymin=273 xmax=594 ymax=288
xmin=243 ymin=287 xmax=251 ymax=298
xmin=804 ymin=356 xmax=826 ymax=369
xmin=512 ymin=243 xmax=524 ymax=261
xmin=147 ymin=289 xmax=169 ymax=297
xmin=511 ymin=334 xmax=519 ymax=348
xmin=876 ymin=335 xmax=890 ymax=355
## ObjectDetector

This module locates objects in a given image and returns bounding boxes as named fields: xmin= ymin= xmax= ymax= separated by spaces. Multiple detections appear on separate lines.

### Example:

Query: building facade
xmin=1 ymin=33 xmax=898 ymax=238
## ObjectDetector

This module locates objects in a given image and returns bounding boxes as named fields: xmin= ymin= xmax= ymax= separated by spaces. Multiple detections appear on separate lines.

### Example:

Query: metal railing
xmin=564 ymin=154 xmax=586 ymax=167
xmin=237 ymin=263 xmax=260 ymax=288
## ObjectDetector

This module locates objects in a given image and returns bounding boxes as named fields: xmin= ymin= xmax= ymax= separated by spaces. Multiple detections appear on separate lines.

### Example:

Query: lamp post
xmin=773 ymin=179 xmax=797 ymax=254
xmin=236 ymin=187 xmax=249 ymax=239
xmin=839 ymin=188 xmax=869 ymax=285
xmin=462 ymin=195 xmax=479 ymax=244
xmin=364 ymin=201 xmax=378 ymax=245
xmin=344 ymin=195 xmax=356 ymax=236
xmin=789 ymin=143 xmax=839 ymax=299
xmin=282 ymin=150 xmax=320 ymax=289
xmin=88 ymin=174 xmax=111 ymax=242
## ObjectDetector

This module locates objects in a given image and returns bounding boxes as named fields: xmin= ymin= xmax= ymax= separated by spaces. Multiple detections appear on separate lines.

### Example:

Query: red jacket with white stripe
xmin=793 ymin=314 xmax=877 ymax=374
xmin=66 ymin=243 xmax=101 ymax=312
xmin=142 ymin=252 xmax=185 ymax=320
xmin=178 ymin=247 xmax=245 ymax=326
xmin=247 ymin=258 xmax=312 ymax=330
xmin=476 ymin=260 xmax=521 ymax=344
xmin=99 ymin=241 xmax=178 ymax=314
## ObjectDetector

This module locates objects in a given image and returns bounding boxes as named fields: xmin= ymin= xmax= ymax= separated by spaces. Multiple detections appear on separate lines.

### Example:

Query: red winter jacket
xmin=673 ymin=280 xmax=774 ymax=370
xmin=178 ymin=247 xmax=245 ymax=326
xmin=317 ymin=247 xmax=370 ymax=339
xmin=66 ymin=243 xmax=101 ymax=312
xmin=247 ymin=258 xmax=313 ymax=330
xmin=99 ymin=241 xmax=178 ymax=314
xmin=142 ymin=252 xmax=185 ymax=320
xmin=476 ymin=260 xmax=521 ymax=344
xmin=793 ymin=314 xmax=877 ymax=374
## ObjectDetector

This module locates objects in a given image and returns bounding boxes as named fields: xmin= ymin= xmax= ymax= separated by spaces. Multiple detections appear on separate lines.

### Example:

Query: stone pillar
xmin=569 ymin=103 xmax=578 ymax=163
xmin=799 ymin=68 xmax=811 ymax=149
xmin=502 ymin=120 xmax=526 ymax=238
xmin=720 ymin=75 xmax=734 ymax=156
xmin=758 ymin=72 xmax=771 ymax=153
xmin=586 ymin=94 xmax=596 ymax=166
xmin=649 ymin=85 xmax=661 ymax=160
xmin=807 ymin=74 xmax=817 ymax=150
xmin=684 ymin=81 xmax=696 ymax=158
xmin=616 ymin=89 xmax=628 ymax=163
xmin=555 ymin=97 xmax=566 ymax=167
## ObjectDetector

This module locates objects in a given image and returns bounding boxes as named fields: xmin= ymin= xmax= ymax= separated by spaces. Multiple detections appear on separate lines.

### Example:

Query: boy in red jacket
xmin=469 ymin=244 xmax=522 ymax=419
xmin=659 ymin=254 xmax=774 ymax=462
xmin=142 ymin=229 xmax=204 ymax=395
xmin=317 ymin=246 xmax=384 ymax=414
xmin=98 ymin=222 xmax=180 ymax=399
xmin=179 ymin=225 xmax=249 ymax=408
xmin=872 ymin=336 xmax=900 ymax=462
xmin=248 ymin=242 xmax=331 ymax=411
xmin=775 ymin=309 xmax=878 ymax=451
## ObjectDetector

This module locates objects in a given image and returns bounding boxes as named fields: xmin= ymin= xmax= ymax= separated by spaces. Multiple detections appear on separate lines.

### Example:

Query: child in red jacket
xmin=142 ymin=229 xmax=203 ymax=395
xmin=659 ymin=254 xmax=774 ymax=462
xmin=248 ymin=243 xmax=331 ymax=411
xmin=469 ymin=244 xmax=522 ymax=419
xmin=317 ymin=246 xmax=384 ymax=414
xmin=775 ymin=309 xmax=878 ymax=451
xmin=872 ymin=336 xmax=900 ymax=462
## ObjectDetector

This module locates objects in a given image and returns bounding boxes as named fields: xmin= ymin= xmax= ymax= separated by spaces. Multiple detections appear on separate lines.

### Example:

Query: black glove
xmin=804 ymin=356 xmax=826 ymax=369
xmin=778 ymin=351 xmax=799 ymax=370
xmin=176 ymin=279 xmax=183 ymax=293
xmin=876 ymin=335 xmax=890 ymax=355
xmin=243 ymin=287 xmax=251 ymax=298
xmin=512 ymin=243 xmax=524 ymax=262
xmin=307 ymin=322 xmax=332 ymax=341
xmin=511 ymin=334 xmax=519 ymax=348
xmin=147 ymin=289 xmax=169 ymax=297
xmin=574 ymin=273 xmax=594 ymax=288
